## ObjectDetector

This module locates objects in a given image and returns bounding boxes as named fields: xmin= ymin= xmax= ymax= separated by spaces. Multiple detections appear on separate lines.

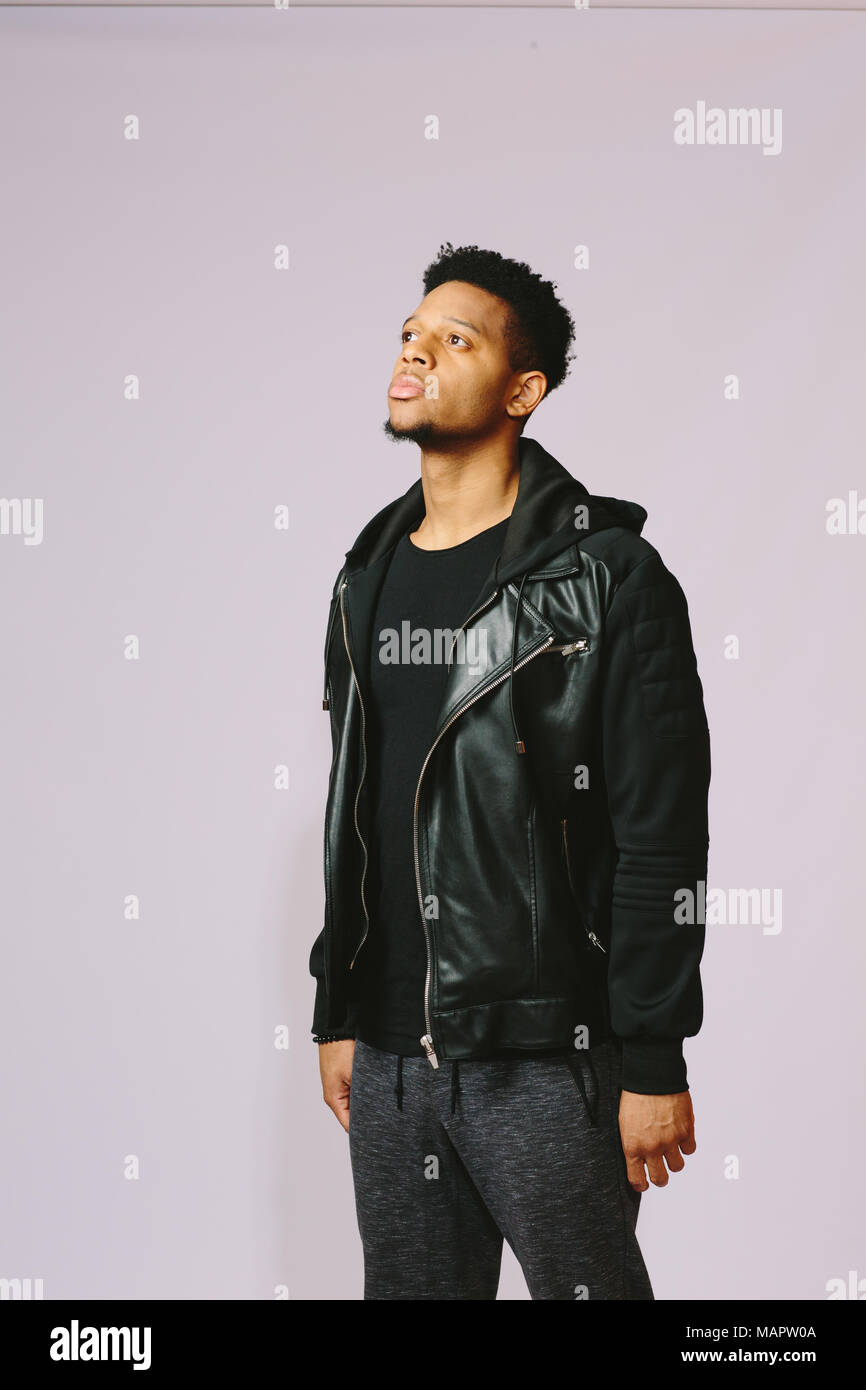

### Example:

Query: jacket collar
xmin=336 ymin=435 xmax=647 ymax=753
xmin=341 ymin=435 xmax=646 ymax=585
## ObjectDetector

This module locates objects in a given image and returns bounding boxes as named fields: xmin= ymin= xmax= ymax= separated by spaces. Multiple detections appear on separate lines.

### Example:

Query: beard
xmin=381 ymin=414 xmax=441 ymax=448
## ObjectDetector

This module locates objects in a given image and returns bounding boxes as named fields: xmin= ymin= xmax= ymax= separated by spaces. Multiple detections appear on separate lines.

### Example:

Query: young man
xmin=310 ymin=242 xmax=711 ymax=1301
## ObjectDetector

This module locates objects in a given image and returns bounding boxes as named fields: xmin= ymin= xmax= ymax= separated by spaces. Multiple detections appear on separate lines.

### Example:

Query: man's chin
xmin=381 ymin=416 xmax=439 ymax=446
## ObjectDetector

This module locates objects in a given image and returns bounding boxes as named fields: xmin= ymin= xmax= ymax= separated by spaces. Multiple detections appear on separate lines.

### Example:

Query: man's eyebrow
xmin=401 ymin=314 xmax=483 ymax=336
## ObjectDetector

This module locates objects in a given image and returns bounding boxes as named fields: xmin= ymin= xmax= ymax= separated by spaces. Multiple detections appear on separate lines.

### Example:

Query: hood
xmin=341 ymin=434 xmax=646 ymax=583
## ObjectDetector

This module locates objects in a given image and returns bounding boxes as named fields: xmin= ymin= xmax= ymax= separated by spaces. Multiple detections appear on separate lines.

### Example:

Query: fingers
xmin=628 ymin=1142 xmax=691 ymax=1191
xmin=663 ymin=1144 xmax=686 ymax=1175
xmin=645 ymin=1154 xmax=670 ymax=1187
xmin=323 ymin=1086 xmax=351 ymax=1132
xmin=324 ymin=1095 xmax=350 ymax=1132
xmin=625 ymin=1154 xmax=649 ymax=1192
xmin=625 ymin=1134 xmax=695 ymax=1189
xmin=620 ymin=1091 xmax=697 ymax=1190
xmin=318 ymin=1042 xmax=354 ymax=1133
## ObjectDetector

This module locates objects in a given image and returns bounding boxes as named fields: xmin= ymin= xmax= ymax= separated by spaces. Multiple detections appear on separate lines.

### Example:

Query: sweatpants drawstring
xmin=395 ymin=1055 xmax=404 ymax=1111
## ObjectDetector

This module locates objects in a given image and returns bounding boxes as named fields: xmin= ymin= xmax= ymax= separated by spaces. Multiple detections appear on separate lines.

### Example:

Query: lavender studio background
xmin=1 ymin=5 xmax=863 ymax=1300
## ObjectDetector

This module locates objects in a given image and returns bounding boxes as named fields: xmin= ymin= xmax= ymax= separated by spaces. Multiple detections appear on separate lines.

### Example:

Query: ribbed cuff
xmin=311 ymin=976 xmax=358 ymax=1040
xmin=620 ymin=1038 xmax=688 ymax=1094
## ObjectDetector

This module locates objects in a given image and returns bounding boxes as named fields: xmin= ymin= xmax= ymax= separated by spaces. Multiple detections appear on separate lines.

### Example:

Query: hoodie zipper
xmin=561 ymin=818 xmax=607 ymax=954
xmin=416 ymin=619 xmax=557 ymax=1068
xmin=338 ymin=581 xmax=372 ymax=971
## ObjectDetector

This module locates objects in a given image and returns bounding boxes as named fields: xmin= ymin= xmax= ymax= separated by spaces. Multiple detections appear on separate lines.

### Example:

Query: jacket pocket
xmin=561 ymin=817 xmax=607 ymax=956
xmin=563 ymin=1050 xmax=600 ymax=1127
xmin=542 ymin=637 xmax=591 ymax=656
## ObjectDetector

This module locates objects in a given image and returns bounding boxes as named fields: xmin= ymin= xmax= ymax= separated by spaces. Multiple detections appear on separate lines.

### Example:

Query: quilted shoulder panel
xmin=619 ymin=554 xmax=708 ymax=739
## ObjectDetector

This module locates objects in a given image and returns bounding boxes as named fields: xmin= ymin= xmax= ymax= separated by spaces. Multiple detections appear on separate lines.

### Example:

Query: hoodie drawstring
xmin=509 ymin=572 xmax=529 ymax=755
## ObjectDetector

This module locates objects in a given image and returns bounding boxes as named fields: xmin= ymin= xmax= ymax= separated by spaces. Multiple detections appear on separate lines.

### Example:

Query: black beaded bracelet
xmin=313 ymin=1033 xmax=354 ymax=1044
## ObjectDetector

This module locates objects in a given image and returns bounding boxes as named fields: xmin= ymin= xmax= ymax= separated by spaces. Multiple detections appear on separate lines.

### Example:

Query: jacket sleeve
xmin=309 ymin=939 xmax=356 ymax=1040
xmin=600 ymin=549 xmax=711 ymax=1094
xmin=309 ymin=568 xmax=358 ymax=1042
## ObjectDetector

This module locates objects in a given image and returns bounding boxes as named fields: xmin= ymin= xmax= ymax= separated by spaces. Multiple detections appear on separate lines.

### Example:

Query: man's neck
xmin=408 ymin=436 xmax=521 ymax=551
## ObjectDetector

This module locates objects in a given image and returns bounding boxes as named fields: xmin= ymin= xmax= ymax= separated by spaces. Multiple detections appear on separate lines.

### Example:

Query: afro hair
xmin=421 ymin=242 xmax=577 ymax=429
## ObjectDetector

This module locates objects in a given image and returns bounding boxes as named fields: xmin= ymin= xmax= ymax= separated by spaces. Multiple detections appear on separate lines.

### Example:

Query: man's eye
xmin=401 ymin=329 xmax=467 ymax=346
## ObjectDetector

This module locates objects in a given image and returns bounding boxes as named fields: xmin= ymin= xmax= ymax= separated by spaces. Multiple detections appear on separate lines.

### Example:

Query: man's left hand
xmin=618 ymin=1090 xmax=696 ymax=1191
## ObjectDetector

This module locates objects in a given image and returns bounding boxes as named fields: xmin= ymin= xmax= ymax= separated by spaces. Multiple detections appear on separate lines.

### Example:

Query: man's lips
xmin=389 ymin=375 xmax=427 ymax=399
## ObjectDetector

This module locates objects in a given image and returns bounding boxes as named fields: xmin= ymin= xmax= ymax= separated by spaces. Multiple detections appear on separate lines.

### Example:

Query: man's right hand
xmin=317 ymin=1039 xmax=355 ymax=1132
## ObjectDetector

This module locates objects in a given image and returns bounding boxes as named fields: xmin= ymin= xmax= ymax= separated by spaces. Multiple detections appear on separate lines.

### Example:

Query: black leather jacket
xmin=309 ymin=436 xmax=711 ymax=1094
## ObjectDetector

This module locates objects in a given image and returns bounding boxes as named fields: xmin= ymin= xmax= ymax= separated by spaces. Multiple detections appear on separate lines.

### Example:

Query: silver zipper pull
xmin=587 ymin=931 xmax=607 ymax=954
xmin=420 ymin=1034 xmax=439 ymax=1069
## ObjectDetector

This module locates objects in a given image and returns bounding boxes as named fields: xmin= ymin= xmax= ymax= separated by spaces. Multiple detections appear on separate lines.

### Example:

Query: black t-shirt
xmin=353 ymin=517 xmax=509 ymax=1054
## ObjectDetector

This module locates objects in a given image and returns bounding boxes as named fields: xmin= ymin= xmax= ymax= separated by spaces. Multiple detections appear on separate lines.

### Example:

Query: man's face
xmin=384 ymin=280 xmax=535 ymax=447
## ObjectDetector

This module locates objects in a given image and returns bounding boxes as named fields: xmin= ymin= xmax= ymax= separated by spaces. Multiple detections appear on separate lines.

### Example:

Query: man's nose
xmin=403 ymin=339 xmax=432 ymax=367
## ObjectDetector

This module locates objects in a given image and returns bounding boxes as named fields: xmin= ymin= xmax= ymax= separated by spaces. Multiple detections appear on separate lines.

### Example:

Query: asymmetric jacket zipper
xmin=335 ymin=575 xmax=581 ymax=1067
xmin=414 ymin=600 xmax=557 ymax=1068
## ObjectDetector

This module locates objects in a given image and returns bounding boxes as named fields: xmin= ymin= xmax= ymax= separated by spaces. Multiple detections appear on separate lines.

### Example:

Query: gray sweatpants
xmin=348 ymin=1036 xmax=654 ymax=1300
